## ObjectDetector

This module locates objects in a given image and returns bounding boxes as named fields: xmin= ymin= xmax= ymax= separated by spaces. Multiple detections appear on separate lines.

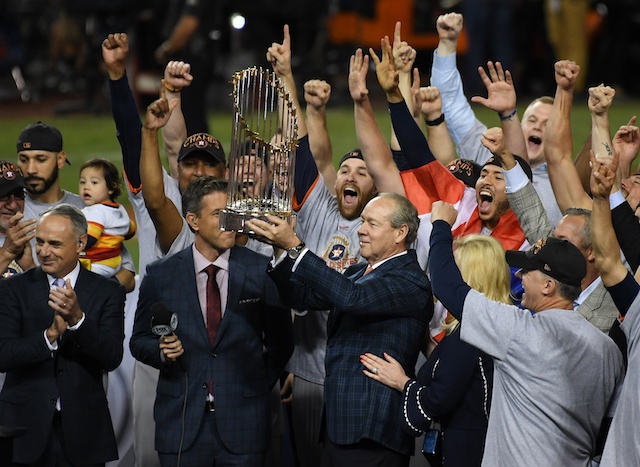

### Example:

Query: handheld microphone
xmin=151 ymin=303 xmax=178 ymax=337
xmin=150 ymin=303 xmax=185 ymax=371
xmin=151 ymin=303 xmax=188 ymax=466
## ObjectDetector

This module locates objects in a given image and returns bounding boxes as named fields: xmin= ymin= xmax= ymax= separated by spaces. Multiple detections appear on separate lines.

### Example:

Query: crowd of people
xmin=1 ymin=8 xmax=639 ymax=467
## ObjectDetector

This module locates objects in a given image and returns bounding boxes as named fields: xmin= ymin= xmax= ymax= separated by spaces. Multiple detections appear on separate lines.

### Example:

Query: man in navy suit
xmin=130 ymin=176 xmax=293 ymax=467
xmin=248 ymin=192 xmax=434 ymax=467
xmin=0 ymin=203 xmax=126 ymax=466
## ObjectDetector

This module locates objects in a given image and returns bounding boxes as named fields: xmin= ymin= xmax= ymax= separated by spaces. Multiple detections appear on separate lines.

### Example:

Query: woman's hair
xmin=442 ymin=234 xmax=512 ymax=334
xmin=80 ymin=158 xmax=122 ymax=201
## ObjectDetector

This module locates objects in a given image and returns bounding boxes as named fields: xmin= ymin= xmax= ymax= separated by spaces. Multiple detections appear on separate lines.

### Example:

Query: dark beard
xmin=25 ymin=165 xmax=58 ymax=195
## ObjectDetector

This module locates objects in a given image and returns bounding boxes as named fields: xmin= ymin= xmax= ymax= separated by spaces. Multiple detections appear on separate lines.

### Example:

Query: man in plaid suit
xmin=130 ymin=177 xmax=293 ymax=466
xmin=248 ymin=192 xmax=434 ymax=467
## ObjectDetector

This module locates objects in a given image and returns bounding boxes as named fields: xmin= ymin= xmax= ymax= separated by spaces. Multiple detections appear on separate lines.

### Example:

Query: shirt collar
xmin=47 ymin=262 xmax=82 ymax=288
xmin=368 ymin=250 xmax=407 ymax=271
xmin=574 ymin=276 xmax=602 ymax=308
xmin=192 ymin=245 xmax=230 ymax=274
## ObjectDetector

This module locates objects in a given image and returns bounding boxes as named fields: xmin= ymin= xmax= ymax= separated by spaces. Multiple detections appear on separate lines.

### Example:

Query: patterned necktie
xmin=53 ymin=278 xmax=65 ymax=288
xmin=204 ymin=265 xmax=221 ymax=345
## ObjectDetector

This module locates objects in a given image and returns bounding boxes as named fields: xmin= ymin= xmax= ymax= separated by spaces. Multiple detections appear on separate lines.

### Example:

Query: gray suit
xmin=507 ymin=181 xmax=618 ymax=333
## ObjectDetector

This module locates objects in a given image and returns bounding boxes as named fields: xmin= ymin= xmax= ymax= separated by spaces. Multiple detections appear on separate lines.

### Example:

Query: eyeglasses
xmin=0 ymin=190 xmax=26 ymax=203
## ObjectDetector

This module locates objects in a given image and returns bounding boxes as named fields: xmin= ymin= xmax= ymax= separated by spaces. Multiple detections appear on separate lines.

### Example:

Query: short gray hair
xmin=375 ymin=192 xmax=419 ymax=247
xmin=563 ymin=207 xmax=592 ymax=249
xmin=41 ymin=203 xmax=87 ymax=240
xmin=555 ymin=279 xmax=582 ymax=303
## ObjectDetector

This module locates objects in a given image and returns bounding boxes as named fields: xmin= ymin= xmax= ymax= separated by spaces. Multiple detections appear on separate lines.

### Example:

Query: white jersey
xmin=128 ymin=169 xmax=182 ymax=277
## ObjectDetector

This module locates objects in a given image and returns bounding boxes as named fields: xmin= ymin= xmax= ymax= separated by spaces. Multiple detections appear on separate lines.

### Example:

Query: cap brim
xmin=178 ymin=147 xmax=225 ymax=164
xmin=505 ymin=249 xmax=536 ymax=271
xmin=0 ymin=183 xmax=26 ymax=199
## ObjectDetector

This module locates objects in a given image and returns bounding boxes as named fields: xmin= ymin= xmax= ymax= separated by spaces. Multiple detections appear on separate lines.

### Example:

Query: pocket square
xmin=239 ymin=297 xmax=261 ymax=304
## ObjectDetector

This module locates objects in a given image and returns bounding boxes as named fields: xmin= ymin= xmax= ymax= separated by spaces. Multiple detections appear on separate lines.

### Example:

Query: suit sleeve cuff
xmin=504 ymin=162 xmax=529 ymax=193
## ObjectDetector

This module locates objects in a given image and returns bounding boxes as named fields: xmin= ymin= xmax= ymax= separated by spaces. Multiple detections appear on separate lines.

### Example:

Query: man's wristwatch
xmin=287 ymin=242 xmax=306 ymax=260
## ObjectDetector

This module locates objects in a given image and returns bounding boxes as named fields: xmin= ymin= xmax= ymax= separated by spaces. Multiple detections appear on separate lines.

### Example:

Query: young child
xmin=79 ymin=158 xmax=136 ymax=277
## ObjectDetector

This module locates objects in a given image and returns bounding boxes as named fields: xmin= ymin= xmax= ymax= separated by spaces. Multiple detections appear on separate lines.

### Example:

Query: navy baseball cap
xmin=0 ymin=160 xmax=26 ymax=199
xmin=178 ymin=133 xmax=226 ymax=165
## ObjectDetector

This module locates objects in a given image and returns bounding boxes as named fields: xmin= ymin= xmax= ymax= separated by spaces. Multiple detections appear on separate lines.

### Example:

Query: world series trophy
xmin=219 ymin=67 xmax=298 ymax=233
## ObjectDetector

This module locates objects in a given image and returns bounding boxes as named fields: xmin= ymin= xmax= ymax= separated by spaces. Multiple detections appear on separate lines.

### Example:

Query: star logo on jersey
xmin=328 ymin=244 xmax=346 ymax=261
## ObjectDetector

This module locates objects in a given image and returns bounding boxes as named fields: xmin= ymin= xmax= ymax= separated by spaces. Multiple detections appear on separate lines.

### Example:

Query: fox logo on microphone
xmin=150 ymin=303 xmax=179 ymax=337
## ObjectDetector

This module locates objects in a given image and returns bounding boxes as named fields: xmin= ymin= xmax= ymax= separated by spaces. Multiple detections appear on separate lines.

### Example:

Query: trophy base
xmin=219 ymin=209 xmax=296 ymax=233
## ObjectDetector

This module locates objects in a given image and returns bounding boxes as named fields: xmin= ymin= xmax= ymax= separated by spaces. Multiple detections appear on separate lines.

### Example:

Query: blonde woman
xmin=361 ymin=234 xmax=510 ymax=466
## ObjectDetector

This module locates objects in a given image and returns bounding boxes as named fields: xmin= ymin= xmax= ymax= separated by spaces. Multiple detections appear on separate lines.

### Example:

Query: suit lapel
xmin=74 ymin=267 xmax=93 ymax=309
xmin=215 ymin=247 xmax=245 ymax=347
xmin=33 ymin=267 xmax=55 ymax=329
xmin=327 ymin=262 xmax=368 ymax=334
xmin=177 ymin=249 xmax=211 ymax=346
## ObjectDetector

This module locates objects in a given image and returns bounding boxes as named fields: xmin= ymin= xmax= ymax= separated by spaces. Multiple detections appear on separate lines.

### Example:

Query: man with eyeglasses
xmin=0 ymin=160 xmax=36 ymax=278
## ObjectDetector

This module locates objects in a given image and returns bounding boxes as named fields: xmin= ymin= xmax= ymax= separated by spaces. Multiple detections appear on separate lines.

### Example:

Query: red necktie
xmin=204 ymin=265 xmax=221 ymax=345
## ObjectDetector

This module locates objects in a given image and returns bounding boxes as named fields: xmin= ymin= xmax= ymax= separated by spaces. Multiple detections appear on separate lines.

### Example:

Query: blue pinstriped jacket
xmin=269 ymin=249 xmax=433 ymax=455
xmin=130 ymin=245 xmax=293 ymax=455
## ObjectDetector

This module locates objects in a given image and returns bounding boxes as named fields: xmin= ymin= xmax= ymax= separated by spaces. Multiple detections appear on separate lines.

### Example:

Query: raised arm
xmin=350 ymin=46 xmax=404 ymax=194
xmin=267 ymin=25 xmax=316 ymax=210
xmin=470 ymin=61 xmax=527 ymax=160
xmin=416 ymin=83 xmax=457 ymax=165
xmin=431 ymin=13 xmax=477 ymax=143
xmin=590 ymin=152 xmax=630 ymax=287
xmin=140 ymin=90 xmax=182 ymax=254
xmin=589 ymin=84 xmax=619 ymax=194
xmin=371 ymin=37 xmax=439 ymax=172
xmin=545 ymin=60 xmax=593 ymax=211
xmin=391 ymin=21 xmax=420 ymax=144
xmin=572 ymin=132 xmax=593 ymax=194
xmin=161 ymin=60 xmax=193 ymax=179
xmin=613 ymin=116 xmax=640 ymax=181
xmin=102 ymin=33 xmax=143 ymax=190
xmin=303 ymin=79 xmax=335 ymax=192
xmin=266 ymin=24 xmax=308 ymax=139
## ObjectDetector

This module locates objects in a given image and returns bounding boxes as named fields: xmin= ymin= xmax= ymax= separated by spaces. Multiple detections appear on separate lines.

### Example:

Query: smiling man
xmin=0 ymin=203 xmax=125 ymax=466
xmin=247 ymin=192 xmax=433 ymax=467
xmin=0 ymin=160 xmax=36 ymax=277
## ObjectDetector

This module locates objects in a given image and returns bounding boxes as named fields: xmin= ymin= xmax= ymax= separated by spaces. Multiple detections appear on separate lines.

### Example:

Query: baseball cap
xmin=483 ymin=154 xmax=533 ymax=181
xmin=338 ymin=148 xmax=363 ymax=167
xmin=505 ymin=237 xmax=586 ymax=287
xmin=17 ymin=122 xmax=70 ymax=165
xmin=448 ymin=159 xmax=482 ymax=187
xmin=0 ymin=160 xmax=26 ymax=199
xmin=178 ymin=133 xmax=226 ymax=165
